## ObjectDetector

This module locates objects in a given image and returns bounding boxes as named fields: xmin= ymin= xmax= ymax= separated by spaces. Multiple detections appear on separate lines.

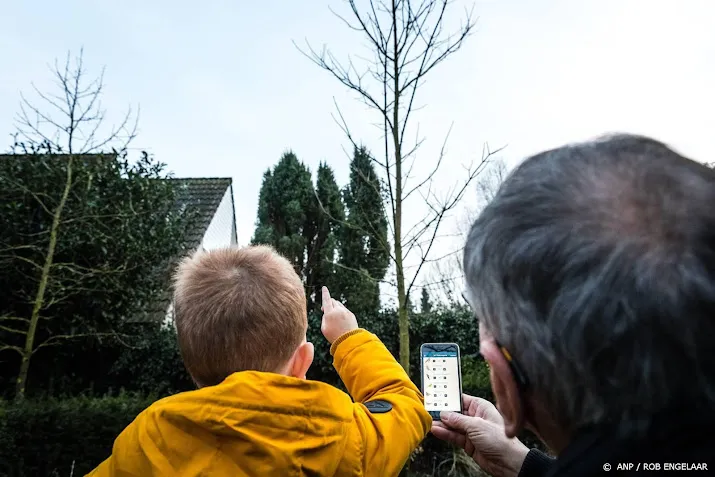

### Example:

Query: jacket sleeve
xmin=517 ymin=449 xmax=556 ymax=477
xmin=331 ymin=329 xmax=432 ymax=477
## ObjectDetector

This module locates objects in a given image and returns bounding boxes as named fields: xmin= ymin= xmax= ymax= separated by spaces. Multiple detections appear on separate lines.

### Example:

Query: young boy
xmin=88 ymin=245 xmax=431 ymax=476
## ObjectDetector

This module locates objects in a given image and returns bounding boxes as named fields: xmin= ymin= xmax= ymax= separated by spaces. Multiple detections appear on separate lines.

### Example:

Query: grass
xmin=408 ymin=447 xmax=489 ymax=477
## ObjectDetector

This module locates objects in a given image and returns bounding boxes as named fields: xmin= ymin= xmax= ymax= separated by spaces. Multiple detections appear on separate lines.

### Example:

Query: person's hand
xmin=431 ymin=394 xmax=530 ymax=477
xmin=320 ymin=286 xmax=358 ymax=344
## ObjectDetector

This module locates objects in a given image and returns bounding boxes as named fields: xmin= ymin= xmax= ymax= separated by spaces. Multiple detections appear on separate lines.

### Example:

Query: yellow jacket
xmin=88 ymin=329 xmax=431 ymax=476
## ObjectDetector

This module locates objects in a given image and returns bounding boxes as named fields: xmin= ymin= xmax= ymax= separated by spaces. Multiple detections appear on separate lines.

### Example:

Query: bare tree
xmin=474 ymin=157 xmax=507 ymax=206
xmin=298 ymin=0 xmax=501 ymax=371
xmin=2 ymin=49 xmax=137 ymax=399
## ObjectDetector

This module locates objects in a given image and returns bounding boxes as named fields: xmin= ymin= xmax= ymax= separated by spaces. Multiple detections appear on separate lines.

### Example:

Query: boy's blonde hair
xmin=173 ymin=245 xmax=307 ymax=387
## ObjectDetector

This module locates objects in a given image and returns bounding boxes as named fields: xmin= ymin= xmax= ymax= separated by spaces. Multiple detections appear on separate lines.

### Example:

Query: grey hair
xmin=463 ymin=134 xmax=715 ymax=435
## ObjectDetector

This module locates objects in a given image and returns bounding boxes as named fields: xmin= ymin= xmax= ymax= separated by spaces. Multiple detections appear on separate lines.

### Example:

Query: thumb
xmin=440 ymin=411 xmax=473 ymax=432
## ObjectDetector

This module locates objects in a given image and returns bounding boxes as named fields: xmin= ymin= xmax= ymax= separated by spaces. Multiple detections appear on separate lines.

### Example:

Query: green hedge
xmin=0 ymin=394 xmax=154 ymax=477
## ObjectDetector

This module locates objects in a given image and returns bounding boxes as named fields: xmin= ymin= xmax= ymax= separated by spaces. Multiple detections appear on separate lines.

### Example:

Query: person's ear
xmin=289 ymin=341 xmax=314 ymax=379
xmin=480 ymin=340 xmax=524 ymax=438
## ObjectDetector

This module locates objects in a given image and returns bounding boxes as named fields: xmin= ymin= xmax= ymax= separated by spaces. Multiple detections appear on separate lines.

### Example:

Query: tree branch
xmin=331 ymin=260 xmax=395 ymax=286
xmin=0 ymin=345 xmax=24 ymax=356
xmin=32 ymin=332 xmax=130 ymax=354
xmin=313 ymin=186 xmax=396 ymax=264
xmin=402 ymin=121 xmax=452 ymax=201
xmin=0 ymin=325 xmax=27 ymax=335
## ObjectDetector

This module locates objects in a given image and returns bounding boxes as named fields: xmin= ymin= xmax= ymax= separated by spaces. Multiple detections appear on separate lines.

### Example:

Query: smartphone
xmin=419 ymin=343 xmax=463 ymax=420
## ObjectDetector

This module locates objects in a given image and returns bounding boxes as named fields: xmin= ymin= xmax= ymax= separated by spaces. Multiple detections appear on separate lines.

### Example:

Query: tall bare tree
xmin=1 ymin=50 xmax=137 ymax=399
xmin=298 ymin=0 xmax=499 ymax=371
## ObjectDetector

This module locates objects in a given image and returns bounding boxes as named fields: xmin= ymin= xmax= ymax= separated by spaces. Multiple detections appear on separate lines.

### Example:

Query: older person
xmin=432 ymin=135 xmax=715 ymax=476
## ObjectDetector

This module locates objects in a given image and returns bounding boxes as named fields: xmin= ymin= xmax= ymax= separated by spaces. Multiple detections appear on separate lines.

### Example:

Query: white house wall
xmin=201 ymin=186 xmax=237 ymax=250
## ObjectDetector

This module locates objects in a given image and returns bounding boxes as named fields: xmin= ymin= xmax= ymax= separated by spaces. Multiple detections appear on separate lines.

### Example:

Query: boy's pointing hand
xmin=321 ymin=286 xmax=358 ymax=344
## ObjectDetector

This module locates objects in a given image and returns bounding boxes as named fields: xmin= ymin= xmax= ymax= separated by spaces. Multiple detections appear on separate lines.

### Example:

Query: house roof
xmin=169 ymin=177 xmax=233 ymax=250
xmin=140 ymin=177 xmax=234 ymax=322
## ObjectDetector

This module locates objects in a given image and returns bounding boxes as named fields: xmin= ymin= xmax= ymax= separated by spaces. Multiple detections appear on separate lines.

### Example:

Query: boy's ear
xmin=289 ymin=341 xmax=314 ymax=379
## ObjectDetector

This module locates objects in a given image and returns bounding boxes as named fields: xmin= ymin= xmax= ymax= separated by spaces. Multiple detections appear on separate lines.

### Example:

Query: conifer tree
xmin=253 ymin=153 xmax=344 ymax=312
xmin=338 ymin=146 xmax=390 ymax=317
xmin=252 ymin=151 xmax=315 ymax=275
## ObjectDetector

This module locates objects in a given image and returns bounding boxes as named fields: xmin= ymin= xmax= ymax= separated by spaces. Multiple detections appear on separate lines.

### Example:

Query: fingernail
xmin=440 ymin=411 xmax=450 ymax=421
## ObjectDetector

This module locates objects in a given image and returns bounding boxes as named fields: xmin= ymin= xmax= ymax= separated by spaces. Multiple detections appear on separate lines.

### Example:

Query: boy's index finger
xmin=321 ymin=286 xmax=333 ymax=312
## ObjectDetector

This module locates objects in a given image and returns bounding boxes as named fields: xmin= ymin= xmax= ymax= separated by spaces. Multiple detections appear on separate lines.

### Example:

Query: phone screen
xmin=420 ymin=343 xmax=462 ymax=419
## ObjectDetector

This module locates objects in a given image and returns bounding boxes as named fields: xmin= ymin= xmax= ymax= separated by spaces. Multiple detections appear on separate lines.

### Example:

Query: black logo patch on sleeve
xmin=364 ymin=400 xmax=392 ymax=414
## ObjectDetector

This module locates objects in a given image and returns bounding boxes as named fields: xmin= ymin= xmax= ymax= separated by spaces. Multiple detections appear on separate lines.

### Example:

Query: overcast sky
xmin=2 ymin=0 xmax=714 ymax=300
